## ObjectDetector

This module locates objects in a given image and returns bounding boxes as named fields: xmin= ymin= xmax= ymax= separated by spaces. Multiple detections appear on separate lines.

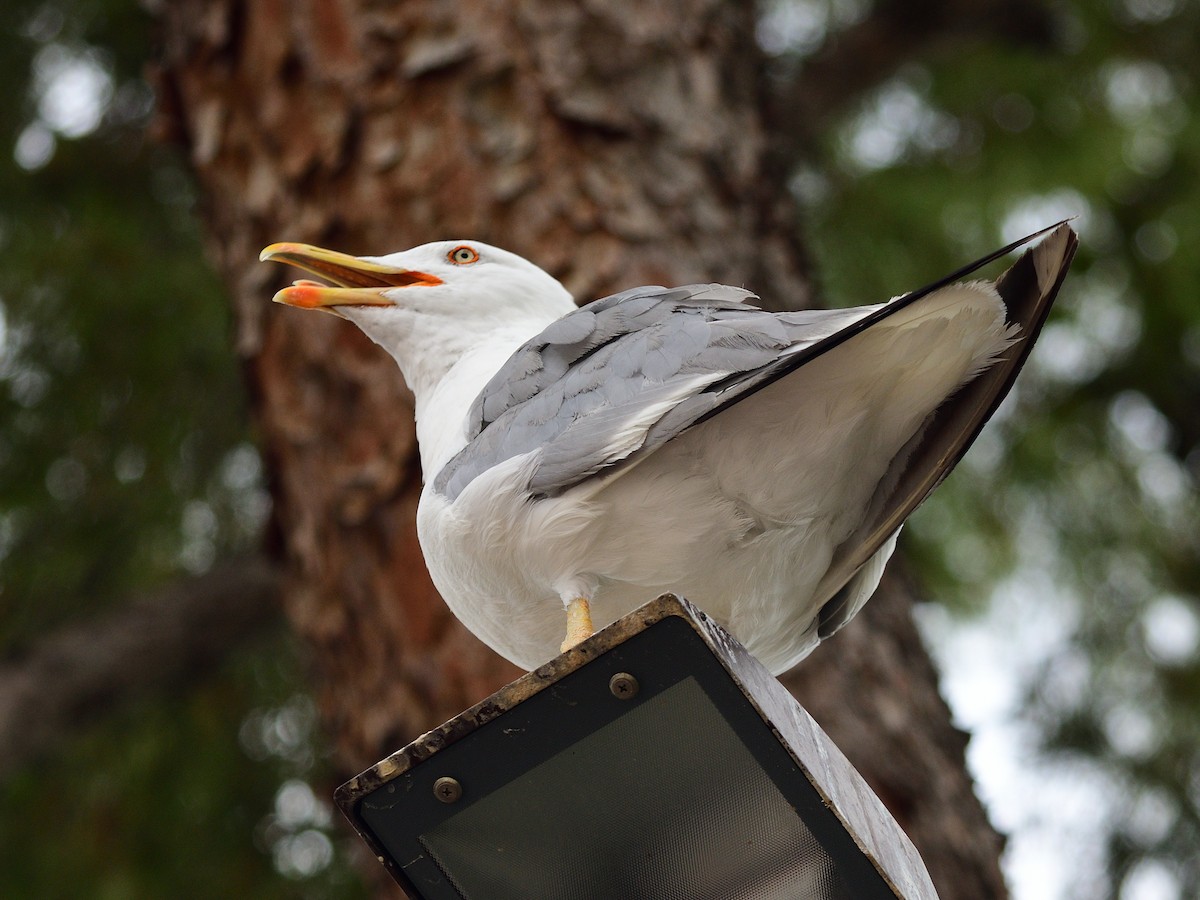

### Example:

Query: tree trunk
xmin=154 ymin=1 xmax=1006 ymax=896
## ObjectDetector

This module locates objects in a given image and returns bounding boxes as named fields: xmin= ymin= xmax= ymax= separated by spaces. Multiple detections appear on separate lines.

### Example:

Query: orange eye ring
xmin=448 ymin=245 xmax=479 ymax=265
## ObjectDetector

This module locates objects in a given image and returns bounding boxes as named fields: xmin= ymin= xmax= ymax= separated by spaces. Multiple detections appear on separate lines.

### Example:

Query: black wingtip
xmin=900 ymin=219 xmax=1078 ymax=310
xmin=998 ymin=222 xmax=1078 ymax=313
xmin=993 ymin=222 xmax=1078 ymax=340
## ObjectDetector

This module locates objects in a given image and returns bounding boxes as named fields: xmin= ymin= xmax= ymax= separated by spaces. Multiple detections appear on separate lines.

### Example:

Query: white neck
xmin=411 ymin=319 xmax=550 ymax=478
xmin=342 ymin=286 xmax=574 ymax=481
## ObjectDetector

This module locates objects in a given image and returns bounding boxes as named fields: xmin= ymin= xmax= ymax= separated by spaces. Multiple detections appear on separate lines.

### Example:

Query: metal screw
xmin=609 ymin=672 xmax=639 ymax=700
xmin=433 ymin=776 xmax=462 ymax=804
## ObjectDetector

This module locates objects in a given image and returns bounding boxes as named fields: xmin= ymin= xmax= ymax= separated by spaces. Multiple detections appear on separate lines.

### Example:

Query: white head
xmin=261 ymin=239 xmax=576 ymax=398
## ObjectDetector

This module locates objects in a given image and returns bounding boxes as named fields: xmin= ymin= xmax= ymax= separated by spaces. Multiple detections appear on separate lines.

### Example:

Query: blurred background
xmin=1 ymin=0 xmax=1197 ymax=897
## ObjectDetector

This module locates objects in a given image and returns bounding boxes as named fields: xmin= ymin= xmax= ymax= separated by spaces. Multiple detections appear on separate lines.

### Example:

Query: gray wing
xmin=434 ymin=221 xmax=1077 ymax=514
xmin=432 ymin=284 xmax=871 ymax=501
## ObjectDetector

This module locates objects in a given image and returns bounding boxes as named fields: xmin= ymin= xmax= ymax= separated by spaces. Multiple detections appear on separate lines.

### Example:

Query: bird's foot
xmin=560 ymin=597 xmax=594 ymax=652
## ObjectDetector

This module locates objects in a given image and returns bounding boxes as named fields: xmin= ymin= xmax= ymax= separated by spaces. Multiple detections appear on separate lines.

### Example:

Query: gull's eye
xmin=448 ymin=245 xmax=479 ymax=265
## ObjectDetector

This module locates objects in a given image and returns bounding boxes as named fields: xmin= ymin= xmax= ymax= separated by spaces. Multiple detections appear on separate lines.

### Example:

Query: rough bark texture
xmin=154 ymin=1 xmax=1006 ymax=896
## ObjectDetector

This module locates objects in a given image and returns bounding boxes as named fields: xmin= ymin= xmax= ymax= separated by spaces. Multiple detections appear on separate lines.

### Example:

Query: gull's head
xmin=260 ymin=239 xmax=575 ymax=345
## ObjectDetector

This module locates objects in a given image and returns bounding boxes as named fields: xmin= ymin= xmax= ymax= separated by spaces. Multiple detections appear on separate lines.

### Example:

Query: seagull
xmin=261 ymin=223 xmax=1076 ymax=675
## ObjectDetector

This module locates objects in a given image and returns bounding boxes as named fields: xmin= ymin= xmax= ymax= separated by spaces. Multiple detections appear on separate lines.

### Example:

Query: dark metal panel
xmin=336 ymin=595 xmax=939 ymax=899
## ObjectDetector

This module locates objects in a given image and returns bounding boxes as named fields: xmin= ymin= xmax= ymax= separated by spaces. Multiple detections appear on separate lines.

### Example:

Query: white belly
xmin=416 ymin=445 xmax=842 ymax=674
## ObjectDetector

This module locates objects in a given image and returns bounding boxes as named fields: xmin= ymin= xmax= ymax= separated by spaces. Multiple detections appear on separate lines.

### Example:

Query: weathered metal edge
xmin=675 ymin=600 xmax=940 ymax=900
xmin=333 ymin=593 xmax=689 ymax=812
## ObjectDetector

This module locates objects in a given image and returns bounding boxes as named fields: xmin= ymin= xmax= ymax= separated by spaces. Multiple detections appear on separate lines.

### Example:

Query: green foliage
xmin=0 ymin=1 xmax=248 ymax=639
xmin=0 ymin=1 xmax=365 ymax=896
xmin=0 ymin=637 xmax=366 ymax=899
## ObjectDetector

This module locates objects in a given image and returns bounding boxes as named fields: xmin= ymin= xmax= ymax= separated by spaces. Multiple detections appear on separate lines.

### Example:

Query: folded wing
xmin=432 ymin=219 xmax=1079 ymax=608
xmin=809 ymin=221 xmax=1077 ymax=633
xmin=433 ymin=283 xmax=874 ymax=500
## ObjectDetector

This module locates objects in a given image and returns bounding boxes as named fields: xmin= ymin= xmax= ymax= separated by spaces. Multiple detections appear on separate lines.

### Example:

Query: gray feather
xmin=434 ymin=283 xmax=863 ymax=501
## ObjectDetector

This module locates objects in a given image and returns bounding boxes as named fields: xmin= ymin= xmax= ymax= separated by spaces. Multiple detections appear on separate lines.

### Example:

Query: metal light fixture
xmin=336 ymin=595 xmax=939 ymax=899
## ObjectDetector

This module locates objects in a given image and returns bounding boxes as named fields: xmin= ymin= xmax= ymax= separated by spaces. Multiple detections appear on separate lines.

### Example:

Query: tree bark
xmin=154 ymin=1 xmax=1006 ymax=896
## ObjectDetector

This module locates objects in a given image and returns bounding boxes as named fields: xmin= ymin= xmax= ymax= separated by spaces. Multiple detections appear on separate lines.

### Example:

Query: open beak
xmin=260 ymin=242 xmax=442 ymax=310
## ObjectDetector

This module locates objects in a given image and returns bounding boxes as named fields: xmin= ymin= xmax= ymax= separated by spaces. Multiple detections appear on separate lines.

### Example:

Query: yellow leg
xmin=561 ymin=597 xmax=594 ymax=652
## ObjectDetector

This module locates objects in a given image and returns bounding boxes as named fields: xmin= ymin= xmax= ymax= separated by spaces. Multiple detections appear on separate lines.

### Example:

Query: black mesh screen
xmin=419 ymin=677 xmax=851 ymax=899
